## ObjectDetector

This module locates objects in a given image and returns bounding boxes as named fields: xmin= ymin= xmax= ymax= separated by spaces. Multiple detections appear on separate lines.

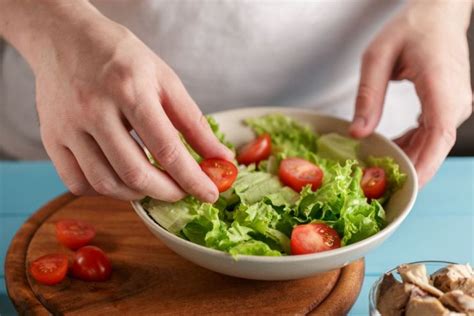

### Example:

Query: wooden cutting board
xmin=5 ymin=194 xmax=364 ymax=315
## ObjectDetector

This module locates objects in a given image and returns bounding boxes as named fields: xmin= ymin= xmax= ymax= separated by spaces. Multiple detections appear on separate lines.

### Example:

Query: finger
xmin=91 ymin=114 xmax=186 ymax=202
xmin=70 ymin=132 xmax=145 ymax=201
xmin=47 ymin=145 xmax=97 ymax=196
xmin=399 ymin=129 xmax=425 ymax=170
xmin=411 ymin=73 xmax=461 ymax=187
xmin=159 ymin=68 xmax=234 ymax=160
xmin=122 ymin=90 xmax=219 ymax=202
xmin=350 ymin=41 xmax=402 ymax=138
xmin=413 ymin=126 xmax=455 ymax=187
xmin=394 ymin=128 xmax=417 ymax=149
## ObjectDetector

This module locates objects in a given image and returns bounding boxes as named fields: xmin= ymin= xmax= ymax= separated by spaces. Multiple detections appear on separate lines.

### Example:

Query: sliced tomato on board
xmin=55 ymin=219 xmax=96 ymax=250
xmin=71 ymin=246 xmax=112 ymax=282
xmin=279 ymin=158 xmax=324 ymax=192
xmin=290 ymin=223 xmax=341 ymax=255
xmin=199 ymin=158 xmax=238 ymax=192
xmin=361 ymin=167 xmax=387 ymax=199
xmin=29 ymin=254 xmax=69 ymax=285
xmin=236 ymin=133 xmax=272 ymax=165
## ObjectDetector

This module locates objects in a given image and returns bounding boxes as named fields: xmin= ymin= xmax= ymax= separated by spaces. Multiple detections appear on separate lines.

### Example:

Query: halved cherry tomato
xmin=71 ymin=246 xmax=112 ymax=282
xmin=55 ymin=219 xmax=96 ymax=250
xmin=236 ymin=134 xmax=272 ymax=165
xmin=290 ymin=223 xmax=341 ymax=255
xmin=29 ymin=254 xmax=69 ymax=285
xmin=279 ymin=158 xmax=324 ymax=192
xmin=361 ymin=167 xmax=387 ymax=199
xmin=199 ymin=158 xmax=238 ymax=192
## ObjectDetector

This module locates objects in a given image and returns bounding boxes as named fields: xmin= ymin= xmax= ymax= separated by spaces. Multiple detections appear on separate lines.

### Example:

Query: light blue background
xmin=1 ymin=158 xmax=473 ymax=315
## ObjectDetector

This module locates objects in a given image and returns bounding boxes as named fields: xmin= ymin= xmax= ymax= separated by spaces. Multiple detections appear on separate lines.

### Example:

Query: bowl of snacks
xmin=132 ymin=107 xmax=418 ymax=280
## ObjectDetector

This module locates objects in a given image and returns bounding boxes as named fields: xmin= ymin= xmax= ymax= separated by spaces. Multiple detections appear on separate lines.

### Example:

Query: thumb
xmin=350 ymin=45 xmax=399 ymax=138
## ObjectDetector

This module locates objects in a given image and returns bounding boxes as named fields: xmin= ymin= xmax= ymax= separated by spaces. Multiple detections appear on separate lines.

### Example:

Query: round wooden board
xmin=6 ymin=194 xmax=364 ymax=315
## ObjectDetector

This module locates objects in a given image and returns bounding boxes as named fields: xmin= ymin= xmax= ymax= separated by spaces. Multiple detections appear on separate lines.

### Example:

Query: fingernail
xmin=205 ymin=190 xmax=218 ymax=203
xmin=351 ymin=116 xmax=367 ymax=131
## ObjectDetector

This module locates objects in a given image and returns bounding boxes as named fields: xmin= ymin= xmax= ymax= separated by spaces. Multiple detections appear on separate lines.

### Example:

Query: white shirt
xmin=0 ymin=0 xmax=419 ymax=160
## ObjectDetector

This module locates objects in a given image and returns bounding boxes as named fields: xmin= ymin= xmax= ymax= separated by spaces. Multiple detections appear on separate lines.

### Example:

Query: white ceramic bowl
xmin=131 ymin=107 xmax=418 ymax=280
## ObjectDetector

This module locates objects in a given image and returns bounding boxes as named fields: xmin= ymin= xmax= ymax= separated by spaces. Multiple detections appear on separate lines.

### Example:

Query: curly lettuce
xmin=367 ymin=156 xmax=407 ymax=204
xmin=245 ymin=114 xmax=317 ymax=158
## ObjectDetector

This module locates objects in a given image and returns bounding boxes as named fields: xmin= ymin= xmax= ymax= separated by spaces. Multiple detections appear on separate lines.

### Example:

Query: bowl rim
xmin=132 ymin=106 xmax=418 ymax=262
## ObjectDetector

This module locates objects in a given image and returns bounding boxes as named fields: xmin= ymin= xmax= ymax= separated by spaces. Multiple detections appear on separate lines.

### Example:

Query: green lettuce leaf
xmin=233 ymin=202 xmax=281 ymax=232
xmin=332 ymin=167 xmax=386 ymax=245
xmin=317 ymin=133 xmax=360 ymax=163
xmin=294 ymin=162 xmax=386 ymax=246
xmin=336 ymin=197 xmax=384 ymax=245
xmin=367 ymin=156 xmax=407 ymax=203
xmin=232 ymin=168 xmax=285 ymax=205
xmin=295 ymin=160 xmax=356 ymax=220
xmin=146 ymin=192 xmax=289 ymax=256
xmin=181 ymin=135 xmax=201 ymax=162
xmin=206 ymin=115 xmax=235 ymax=151
xmin=144 ymin=196 xmax=199 ymax=234
xmin=229 ymin=240 xmax=281 ymax=257
xmin=256 ymin=155 xmax=279 ymax=174
xmin=181 ymin=203 xmax=256 ymax=252
xmin=184 ymin=203 xmax=222 ymax=247
xmin=233 ymin=202 xmax=290 ymax=253
xmin=367 ymin=156 xmax=406 ymax=192
xmin=264 ymin=187 xmax=299 ymax=207
xmin=245 ymin=113 xmax=318 ymax=156
xmin=181 ymin=219 xmax=211 ymax=246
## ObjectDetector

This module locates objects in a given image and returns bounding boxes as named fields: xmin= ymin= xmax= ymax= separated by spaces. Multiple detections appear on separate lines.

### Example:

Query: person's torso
xmin=0 ymin=0 xmax=407 ymax=159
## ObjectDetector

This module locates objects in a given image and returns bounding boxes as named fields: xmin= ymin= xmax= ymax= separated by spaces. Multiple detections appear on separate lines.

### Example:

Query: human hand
xmin=1 ymin=1 xmax=233 ymax=202
xmin=349 ymin=0 xmax=473 ymax=187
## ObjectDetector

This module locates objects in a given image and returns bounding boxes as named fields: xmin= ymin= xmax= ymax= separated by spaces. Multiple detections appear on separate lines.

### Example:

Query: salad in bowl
xmin=132 ymin=107 xmax=417 ymax=280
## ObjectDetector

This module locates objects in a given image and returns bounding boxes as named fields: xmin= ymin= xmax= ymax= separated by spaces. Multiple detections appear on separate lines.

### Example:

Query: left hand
xmin=349 ymin=0 xmax=473 ymax=187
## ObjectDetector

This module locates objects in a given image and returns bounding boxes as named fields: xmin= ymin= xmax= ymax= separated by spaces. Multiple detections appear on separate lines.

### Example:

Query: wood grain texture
xmin=5 ymin=193 xmax=76 ymax=315
xmin=310 ymin=259 xmax=365 ymax=316
xmin=6 ymin=194 xmax=364 ymax=315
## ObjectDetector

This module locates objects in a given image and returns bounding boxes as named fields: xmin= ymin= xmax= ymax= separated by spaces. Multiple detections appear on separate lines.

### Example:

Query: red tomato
xmin=199 ymin=158 xmax=238 ymax=192
xmin=71 ymin=246 xmax=112 ymax=282
xmin=55 ymin=219 xmax=96 ymax=250
xmin=279 ymin=158 xmax=324 ymax=192
xmin=29 ymin=254 xmax=69 ymax=285
xmin=290 ymin=223 xmax=341 ymax=255
xmin=361 ymin=167 xmax=387 ymax=199
xmin=236 ymin=134 xmax=272 ymax=165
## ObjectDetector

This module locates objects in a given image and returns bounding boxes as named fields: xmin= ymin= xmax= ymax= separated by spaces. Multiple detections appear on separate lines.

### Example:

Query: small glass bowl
xmin=368 ymin=260 xmax=457 ymax=316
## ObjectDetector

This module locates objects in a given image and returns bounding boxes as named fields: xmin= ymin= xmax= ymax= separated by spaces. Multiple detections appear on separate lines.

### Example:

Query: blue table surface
xmin=1 ymin=158 xmax=473 ymax=315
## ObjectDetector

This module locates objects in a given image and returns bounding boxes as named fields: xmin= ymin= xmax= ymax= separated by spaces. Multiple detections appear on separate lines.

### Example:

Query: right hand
xmin=26 ymin=3 xmax=233 ymax=202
